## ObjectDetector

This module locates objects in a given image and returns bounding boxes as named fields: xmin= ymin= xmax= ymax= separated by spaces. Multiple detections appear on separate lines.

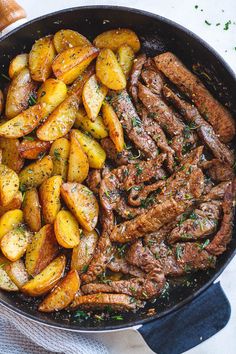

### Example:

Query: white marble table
xmin=3 ymin=0 xmax=236 ymax=353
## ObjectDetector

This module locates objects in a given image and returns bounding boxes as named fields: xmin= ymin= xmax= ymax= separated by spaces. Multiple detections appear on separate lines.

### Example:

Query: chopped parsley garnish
xmin=23 ymin=136 xmax=35 ymax=141
xmin=199 ymin=239 xmax=210 ymax=250
xmin=28 ymin=94 xmax=37 ymax=106
xmin=53 ymin=149 xmax=61 ymax=161
xmin=117 ymin=244 xmax=127 ymax=257
xmin=74 ymin=310 xmax=90 ymax=320
xmin=176 ymin=244 xmax=183 ymax=260
xmin=224 ymin=20 xmax=231 ymax=31
xmin=1 ymin=73 xmax=10 ymax=81
xmin=135 ymin=164 xmax=143 ymax=175
xmin=81 ymin=265 xmax=88 ymax=273
xmin=131 ymin=116 xmax=142 ymax=128
xmin=205 ymin=20 xmax=211 ymax=26
xmin=40 ymin=91 xmax=46 ymax=97
xmin=194 ymin=5 xmax=198 ymax=9
xmin=112 ymin=315 xmax=124 ymax=320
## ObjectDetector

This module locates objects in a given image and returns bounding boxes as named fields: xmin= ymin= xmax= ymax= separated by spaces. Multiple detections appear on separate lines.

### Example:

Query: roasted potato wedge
xmin=0 ymin=103 xmax=43 ymax=138
xmin=0 ymin=209 xmax=23 ymax=239
xmin=117 ymin=44 xmax=135 ymax=77
xmin=5 ymin=68 xmax=37 ymax=119
xmin=1 ymin=226 xmax=31 ymax=261
xmin=9 ymin=53 xmax=29 ymax=79
xmin=93 ymin=28 xmax=140 ymax=53
xmin=82 ymin=74 xmax=108 ymax=121
xmin=19 ymin=139 xmax=51 ymax=160
xmin=36 ymin=94 xmax=78 ymax=141
xmin=22 ymin=254 xmax=66 ymax=297
xmin=54 ymin=210 xmax=81 ymax=248
xmin=74 ymin=107 xmax=108 ymax=139
xmin=72 ymin=129 xmax=106 ymax=169
xmin=71 ymin=229 xmax=98 ymax=273
xmin=29 ymin=35 xmax=56 ymax=82
xmin=22 ymin=188 xmax=41 ymax=232
xmin=68 ymin=64 xmax=95 ymax=98
xmin=37 ymin=78 xmax=67 ymax=117
xmin=102 ymin=102 xmax=124 ymax=152
xmin=38 ymin=269 xmax=80 ymax=312
xmin=0 ymin=89 xmax=4 ymax=115
xmin=68 ymin=132 xmax=89 ymax=183
xmin=0 ymin=192 xmax=22 ymax=217
xmin=5 ymin=259 xmax=29 ymax=288
xmin=19 ymin=155 xmax=53 ymax=192
xmin=0 ymin=164 xmax=19 ymax=206
xmin=53 ymin=29 xmax=91 ymax=53
xmin=39 ymin=175 xmax=62 ymax=224
xmin=0 ymin=137 xmax=24 ymax=172
xmin=25 ymin=224 xmax=59 ymax=276
xmin=96 ymin=49 xmax=126 ymax=90
xmin=49 ymin=138 xmax=70 ymax=180
xmin=52 ymin=46 xmax=99 ymax=84
xmin=0 ymin=255 xmax=18 ymax=291
xmin=61 ymin=183 xmax=99 ymax=231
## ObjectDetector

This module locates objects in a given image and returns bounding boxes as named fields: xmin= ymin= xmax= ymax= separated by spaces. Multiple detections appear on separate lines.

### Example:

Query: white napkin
xmin=0 ymin=303 xmax=109 ymax=354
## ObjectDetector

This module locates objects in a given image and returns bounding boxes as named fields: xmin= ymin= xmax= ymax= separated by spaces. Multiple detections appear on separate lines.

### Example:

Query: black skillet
xmin=0 ymin=5 xmax=235 ymax=354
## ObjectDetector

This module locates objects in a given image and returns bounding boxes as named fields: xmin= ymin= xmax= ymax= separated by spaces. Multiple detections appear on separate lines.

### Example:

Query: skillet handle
xmin=0 ymin=0 xmax=26 ymax=32
xmin=138 ymin=282 xmax=231 ymax=354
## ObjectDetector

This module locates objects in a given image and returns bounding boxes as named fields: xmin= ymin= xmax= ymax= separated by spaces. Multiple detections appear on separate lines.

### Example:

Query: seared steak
xmin=201 ymin=159 xmax=234 ymax=182
xmin=129 ymin=53 xmax=146 ymax=102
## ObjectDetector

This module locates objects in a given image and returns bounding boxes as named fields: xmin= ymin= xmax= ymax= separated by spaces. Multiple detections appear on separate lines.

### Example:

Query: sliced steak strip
xmin=201 ymin=159 xmax=234 ymax=182
xmin=163 ymin=86 xmax=234 ymax=165
xmin=107 ymin=256 xmax=145 ymax=278
xmin=101 ymin=137 xmax=134 ymax=166
xmin=206 ymin=179 xmax=236 ymax=255
xmin=86 ymin=169 xmax=102 ymax=194
xmin=202 ymin=181 xmax=231 ymax=201
xmin=129 ymin=53 xmax=146 ymax=102
xmin=155 ymin=52 xmax=235 ymax=142
xmin=141 ymin=59 xmax=164 ymax=95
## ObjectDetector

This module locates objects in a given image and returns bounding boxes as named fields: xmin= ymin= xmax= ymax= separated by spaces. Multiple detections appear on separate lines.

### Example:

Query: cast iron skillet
xmin=0 ymin=4 xmax=235 ymax=351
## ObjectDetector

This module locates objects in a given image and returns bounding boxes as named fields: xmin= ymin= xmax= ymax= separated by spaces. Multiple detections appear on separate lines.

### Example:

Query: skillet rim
xmin=0 ymin=5 xmax=235 ymax=332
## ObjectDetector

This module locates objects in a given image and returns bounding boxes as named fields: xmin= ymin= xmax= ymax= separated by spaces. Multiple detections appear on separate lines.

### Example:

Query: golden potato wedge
xmin=37 ymin=78 xmax=67 ymax=117
xmin=19 ymin=139 xmax=51 ymax=160
xmin=5 ymin=259 xmax=29 ymax=288
xmin=49 ymin=138 xmax=70 ymax=180
xmin=5 ymin=68 xmax=37 ymax=119
xmin=117 ymin=44 xmax=135 ymax=77
xmin=9 ymin=54 xmax=29 ymax=79
xmin=68 ymin=64 xmax=95 ymax=98
xmin=61 ymin=183 xmax=99 ymax=231
xmin=0 ymin=103 xmax=43 ymax=138
xmin=0 ymin=137 xmax=24 ymax=172
xmin=102 ymin=102 xmax=124 ymax=152
xmin=0 ymin=255 xmax=18 ymax=291
xmin=54 ymin=210 xmax=81 ymax=248
xmin=74 ymin=107 xmax=108 ymax=139
xmin=19 ymin=155 xmax=53 ymax=192
xmin=0 ymin=89 xmax=4 ymax=115
xmin=71 ymin=229 xmax=98 ymax=273
xmin=22 ymin=254 xmax=66 ymax=297
xmin=0 ymin=164 xmax=19 ymax=206
xmin=53 ymin=29 xmax=91 ymax=53
xmin=0 ymin=209 xmax=23 ymax=239
xmin=25 ymin=224 xmax=59 ymax=276
xmin=0 ymin=192 xmax=22 ymax=217
xmin=38 ymin=269 xmax=80 ymax=312
xmin=72 ymin=129 xmax=106 ymax=169
xmin=29 ymin=35 xmax=56 ymax=82
xmin=52 ymin=45 xmax=99 ymax=84
xmin=39 ymin=175 xmax=62 ymax=224
xmin=96 ymin=49 xmax=126 ymax=90
xmin=93 ymin=28 xmax=140 ymax=53
xmin=1 ymin=226 xmax=31 ymax=262
xmin=36 ymin=94 xmax=79 ymax=141
xmin=68 ymin=132 xmax=89 ymax=183
xmin=82 ymin=74 xmax=108 ymax=121
xmin=22 ymin=188 xmax=41 ymax=232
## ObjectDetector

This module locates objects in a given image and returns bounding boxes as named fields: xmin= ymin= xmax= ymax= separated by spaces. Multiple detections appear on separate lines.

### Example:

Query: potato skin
xmin=0 ymin=164 xmax=19 ymax=206
xmin=5 ymin=259 xmax=29 ymax=288
xmin=19 ymin=139 xmax=51 ymax=160
xmin=38 ymin=269 xmax=80 ymax=312
xmin=0 ymin=209 xmax=23 ymax=239
xmin=1 ymin=227 xmax=31 ymax=262
xmin=71 ymin=229 xmax=98 ymax=273
xmin=0 ymin=137 xmax=24 ymax=173
xmin=93 ymin=28 xmax=140 ymax=53
xmin=54 ymin=210 xmax=80 ymax=248
xmin=53 ymin=29 xmax=91 ymax=53
xmin=61 ymin=182 xmax=99 ymax=231
xmin=25 ymin=224 xmax=59 ymax=276
xmin=39 ymin=175 xmax=62 ymax=224
xmin=49 ymin=138 xmax=70 ymax=180
xmin=9 ymin=53 xmax=29 ymax=79
xmin=22 ymin=188 xmax=41 ymax=232
xmin=5 ymin=68 xmax=37 ymax=119
xmin=36 ymin=94 xmax=79 ymax=141
xmin=67 ymin=132 xmax=89 ymax=183
xmin=22 ymin=254 xmax=66 ymax=296
xmin=52 ymin=45 xmax=99 ymax=84
xmin=96 ymin=49 xmax=126 ymax=90
xmin=19 ymin=155 xmax=53 ymax=192
xmin=29 ymin=35 xmax=56 ymax=82
xmin=102 ymin=102 xmax=124 ymax=152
